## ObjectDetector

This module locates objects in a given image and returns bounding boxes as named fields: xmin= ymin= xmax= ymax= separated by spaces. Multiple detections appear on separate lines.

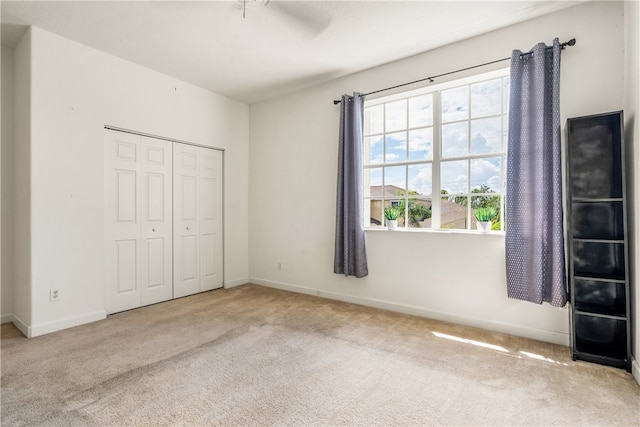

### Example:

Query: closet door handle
xmin=152 ymin=228 xmax=157 ymax=232
xmin=186 ymin=226 xmax=191 ymax=231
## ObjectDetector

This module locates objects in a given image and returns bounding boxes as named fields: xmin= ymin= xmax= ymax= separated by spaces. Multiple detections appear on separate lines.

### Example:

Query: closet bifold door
xmin=173 ymin=143 xmax=223 ymax=298
xmin=566 ymin=111 xmax=631 ymax=372
xmin=104 ymin=130 xmax=173 ymax=314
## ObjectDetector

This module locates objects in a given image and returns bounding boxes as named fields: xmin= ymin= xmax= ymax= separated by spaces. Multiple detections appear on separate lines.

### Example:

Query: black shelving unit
xmin=566 ymin=111 xmax=631 ymax=372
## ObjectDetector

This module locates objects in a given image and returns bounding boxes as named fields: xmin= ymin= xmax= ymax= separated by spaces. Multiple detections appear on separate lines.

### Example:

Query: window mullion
xmin=432 ymin=91 xmax=442 ymax=229
xmin=404 ymin=100 xmax=409 ymax=228
xmin=382 ymin=103 xmax=387 ymax=217
xmin=500 ymin=76 xmax=507 ymax=231
xmin=467 ymin=89 xmax=472 ymax=230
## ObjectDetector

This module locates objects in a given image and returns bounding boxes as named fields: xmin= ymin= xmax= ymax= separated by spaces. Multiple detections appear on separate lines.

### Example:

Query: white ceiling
xmin=1 ymin=1 xmax=582 ymax=104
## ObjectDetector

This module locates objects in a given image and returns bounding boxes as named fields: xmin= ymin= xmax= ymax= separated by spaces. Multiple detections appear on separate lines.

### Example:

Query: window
xmin=363 ymin=69 xmax=509 ymax=231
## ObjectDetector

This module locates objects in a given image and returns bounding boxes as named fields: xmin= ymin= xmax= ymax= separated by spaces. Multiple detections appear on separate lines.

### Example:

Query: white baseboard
xmin=250 ymin=277 xmax=570 ymax=346
xmin=224 ymin=278 xmax=249 ymax=289
xmin=11 ymin=314 xmax=29 ymax=337
xmin=28 ymin=310 xmax=106 ymax=338
xmin=1 ymin=313 xmax=14 ymax=324
xmin=632 ymin=356 xmax=640 ymax=386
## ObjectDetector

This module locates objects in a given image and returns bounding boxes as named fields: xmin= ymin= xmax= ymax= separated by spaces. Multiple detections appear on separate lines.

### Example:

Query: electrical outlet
xmin=277 ymin=262 xmax=283 ymax=271
xmin=50 ymin=289 xmax=61 ymax=302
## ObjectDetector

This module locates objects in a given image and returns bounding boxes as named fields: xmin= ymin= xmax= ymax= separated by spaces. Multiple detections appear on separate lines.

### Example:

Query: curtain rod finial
xmin=334 ymin=99 xmax=341 ymax=105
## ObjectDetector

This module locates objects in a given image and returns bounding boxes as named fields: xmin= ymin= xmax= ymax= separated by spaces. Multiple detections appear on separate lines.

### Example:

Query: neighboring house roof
xmin=422 ymin=200 xmax=479 ymax=229
xmin=369 ymin=185 xmax=413 ymax=199
xmin=369 ymin=185 xmax=476 ymax=229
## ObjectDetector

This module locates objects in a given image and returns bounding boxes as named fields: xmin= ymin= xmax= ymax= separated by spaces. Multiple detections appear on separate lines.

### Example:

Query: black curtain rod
xmin=333 ymin=38 xmax=576 ymax=105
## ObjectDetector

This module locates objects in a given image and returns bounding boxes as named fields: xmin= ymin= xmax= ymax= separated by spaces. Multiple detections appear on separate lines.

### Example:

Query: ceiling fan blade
xmin=232 ymin=0 xmax=330 ymax=38
xmin=265 ymin=1 xmax=331 ymax=38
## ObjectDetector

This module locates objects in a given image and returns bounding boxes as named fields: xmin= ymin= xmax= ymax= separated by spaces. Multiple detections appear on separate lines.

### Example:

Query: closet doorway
xmin=104 ymin=128 xmax=223 ymax=314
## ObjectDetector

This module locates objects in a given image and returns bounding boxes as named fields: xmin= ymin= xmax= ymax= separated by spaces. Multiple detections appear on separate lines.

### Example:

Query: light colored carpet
xmin=1 ymin=284 xmax=638 ymax=426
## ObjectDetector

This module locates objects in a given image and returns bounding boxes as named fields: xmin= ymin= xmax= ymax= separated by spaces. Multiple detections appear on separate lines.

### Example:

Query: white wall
xmin=249 ymin=1 xmax=625 ymax=346
xmin=13 ymin=26 xmax=249 ymax=337
xmin=11 ymin=29 xmax=32 ymax=333
xmin=1 ymin=45 xmax=15 ymax=323
xmin=624 ymin=0 xmax=640 ymax=384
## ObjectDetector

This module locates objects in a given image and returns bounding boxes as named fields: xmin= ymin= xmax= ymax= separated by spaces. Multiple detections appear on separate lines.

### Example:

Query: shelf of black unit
xmin=571 ymin=198 xmax=623 ymax=203
xmin=572 ymin=349 xmax=629 ymax=370
xmin=570 ymin=237 xmax=626 ymax=281
xmin=572 ymin=309 xmax=628 ymax=364
xmin=570 ymin=199 xmax=625 ymax=238
xmin=572 ymin=275 xmax=627 ymax=316
xmin=573 ymin=309 xmax=627 ymax=322
xmin=572 ymin=271 xmax=626 ymax=283
xmin=572 ymin=238 xmax=624 ymax=244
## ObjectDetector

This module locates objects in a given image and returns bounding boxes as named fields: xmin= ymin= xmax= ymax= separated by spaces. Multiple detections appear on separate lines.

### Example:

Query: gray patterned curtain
xmin=334 ymin=93 xmax=368 ymax=278
xmin=505 ymin=38 xmax=566 ymax=306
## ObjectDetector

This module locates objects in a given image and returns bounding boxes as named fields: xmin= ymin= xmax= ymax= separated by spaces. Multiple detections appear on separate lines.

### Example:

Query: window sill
xmin=365 ymin=227 xmax=505 ymax=237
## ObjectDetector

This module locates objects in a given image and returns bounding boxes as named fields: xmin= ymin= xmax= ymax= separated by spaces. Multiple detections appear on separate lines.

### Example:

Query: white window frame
xmin=363 ymin=68 xmax=510 ymax=231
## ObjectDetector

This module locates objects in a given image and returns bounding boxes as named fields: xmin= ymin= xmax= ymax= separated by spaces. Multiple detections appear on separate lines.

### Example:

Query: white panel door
xmin=105 ymin=130 xmax=173 ymax=314
xmin=199 ymin=149 xmax=223 ymax=291
xmin=173 ymin=144 xmax=200 ymax=298
xmin=139 ymin=136 xmax=173 ymax=306
xmin=173 ymin=143 xmax=223 ymax=298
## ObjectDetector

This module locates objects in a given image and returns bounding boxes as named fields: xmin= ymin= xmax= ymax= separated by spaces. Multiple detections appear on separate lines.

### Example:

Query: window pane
xmin=441 ymin=160 xmax=468 ymax=194
xmin=503 ymin=77 xmax=510 ymax=112
xmin=471 ymin=157 xmax=501 ymax=193
xmin=441 ymin=195 xmax=468 ymax=230
xmin=502 ymin=155 xmax=507 ymax=190
xmin=368 ymin=199 xmax=384 ymax=227
xmin=369 ymin=167 xmax=383 ymax=186
xmin=408 ymin=94 xmax=433 ymax=128
xmin=471 ymin=79 xmax=501 ymax=118
xmin=406 ymin=198 xmax=432 ymax=228
xmin=384 ymin=165 xmax=406 ymax=194
xmin=385 ymin=132 xmax=407 ymax=163
xmin=502 ymin=195 xmax=507 ymax=231
xmin=442 ymin=122 xmax=468 ymax=158
xmin=366 ymin=136 xmax=384 ymax=165
xmin=471 ymin=195 xmax=501 ymax=230
xmin=364 ymin=104 xmax=383 ymax=135
xmin=471 ymin=194 xmax=500 ymax=212
xmin=365 ymin=167 xmax=382 ymax=198
xmin=408 ymin=164 xmax=432 ymax=196
xmin=385 ymin=100 xmax=407 ymax=132
xmin=471 ymin=117 xmax=501 ymax=154
xmin=441 ymin=86 xmax=468 ymax=123
xmin=503 ymin=114 xmax=509 ymax=151
xmin=494 ymin=215 xmax=503 ymax=232
xmin=408 ymin=128 xmax=433 ymax=161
